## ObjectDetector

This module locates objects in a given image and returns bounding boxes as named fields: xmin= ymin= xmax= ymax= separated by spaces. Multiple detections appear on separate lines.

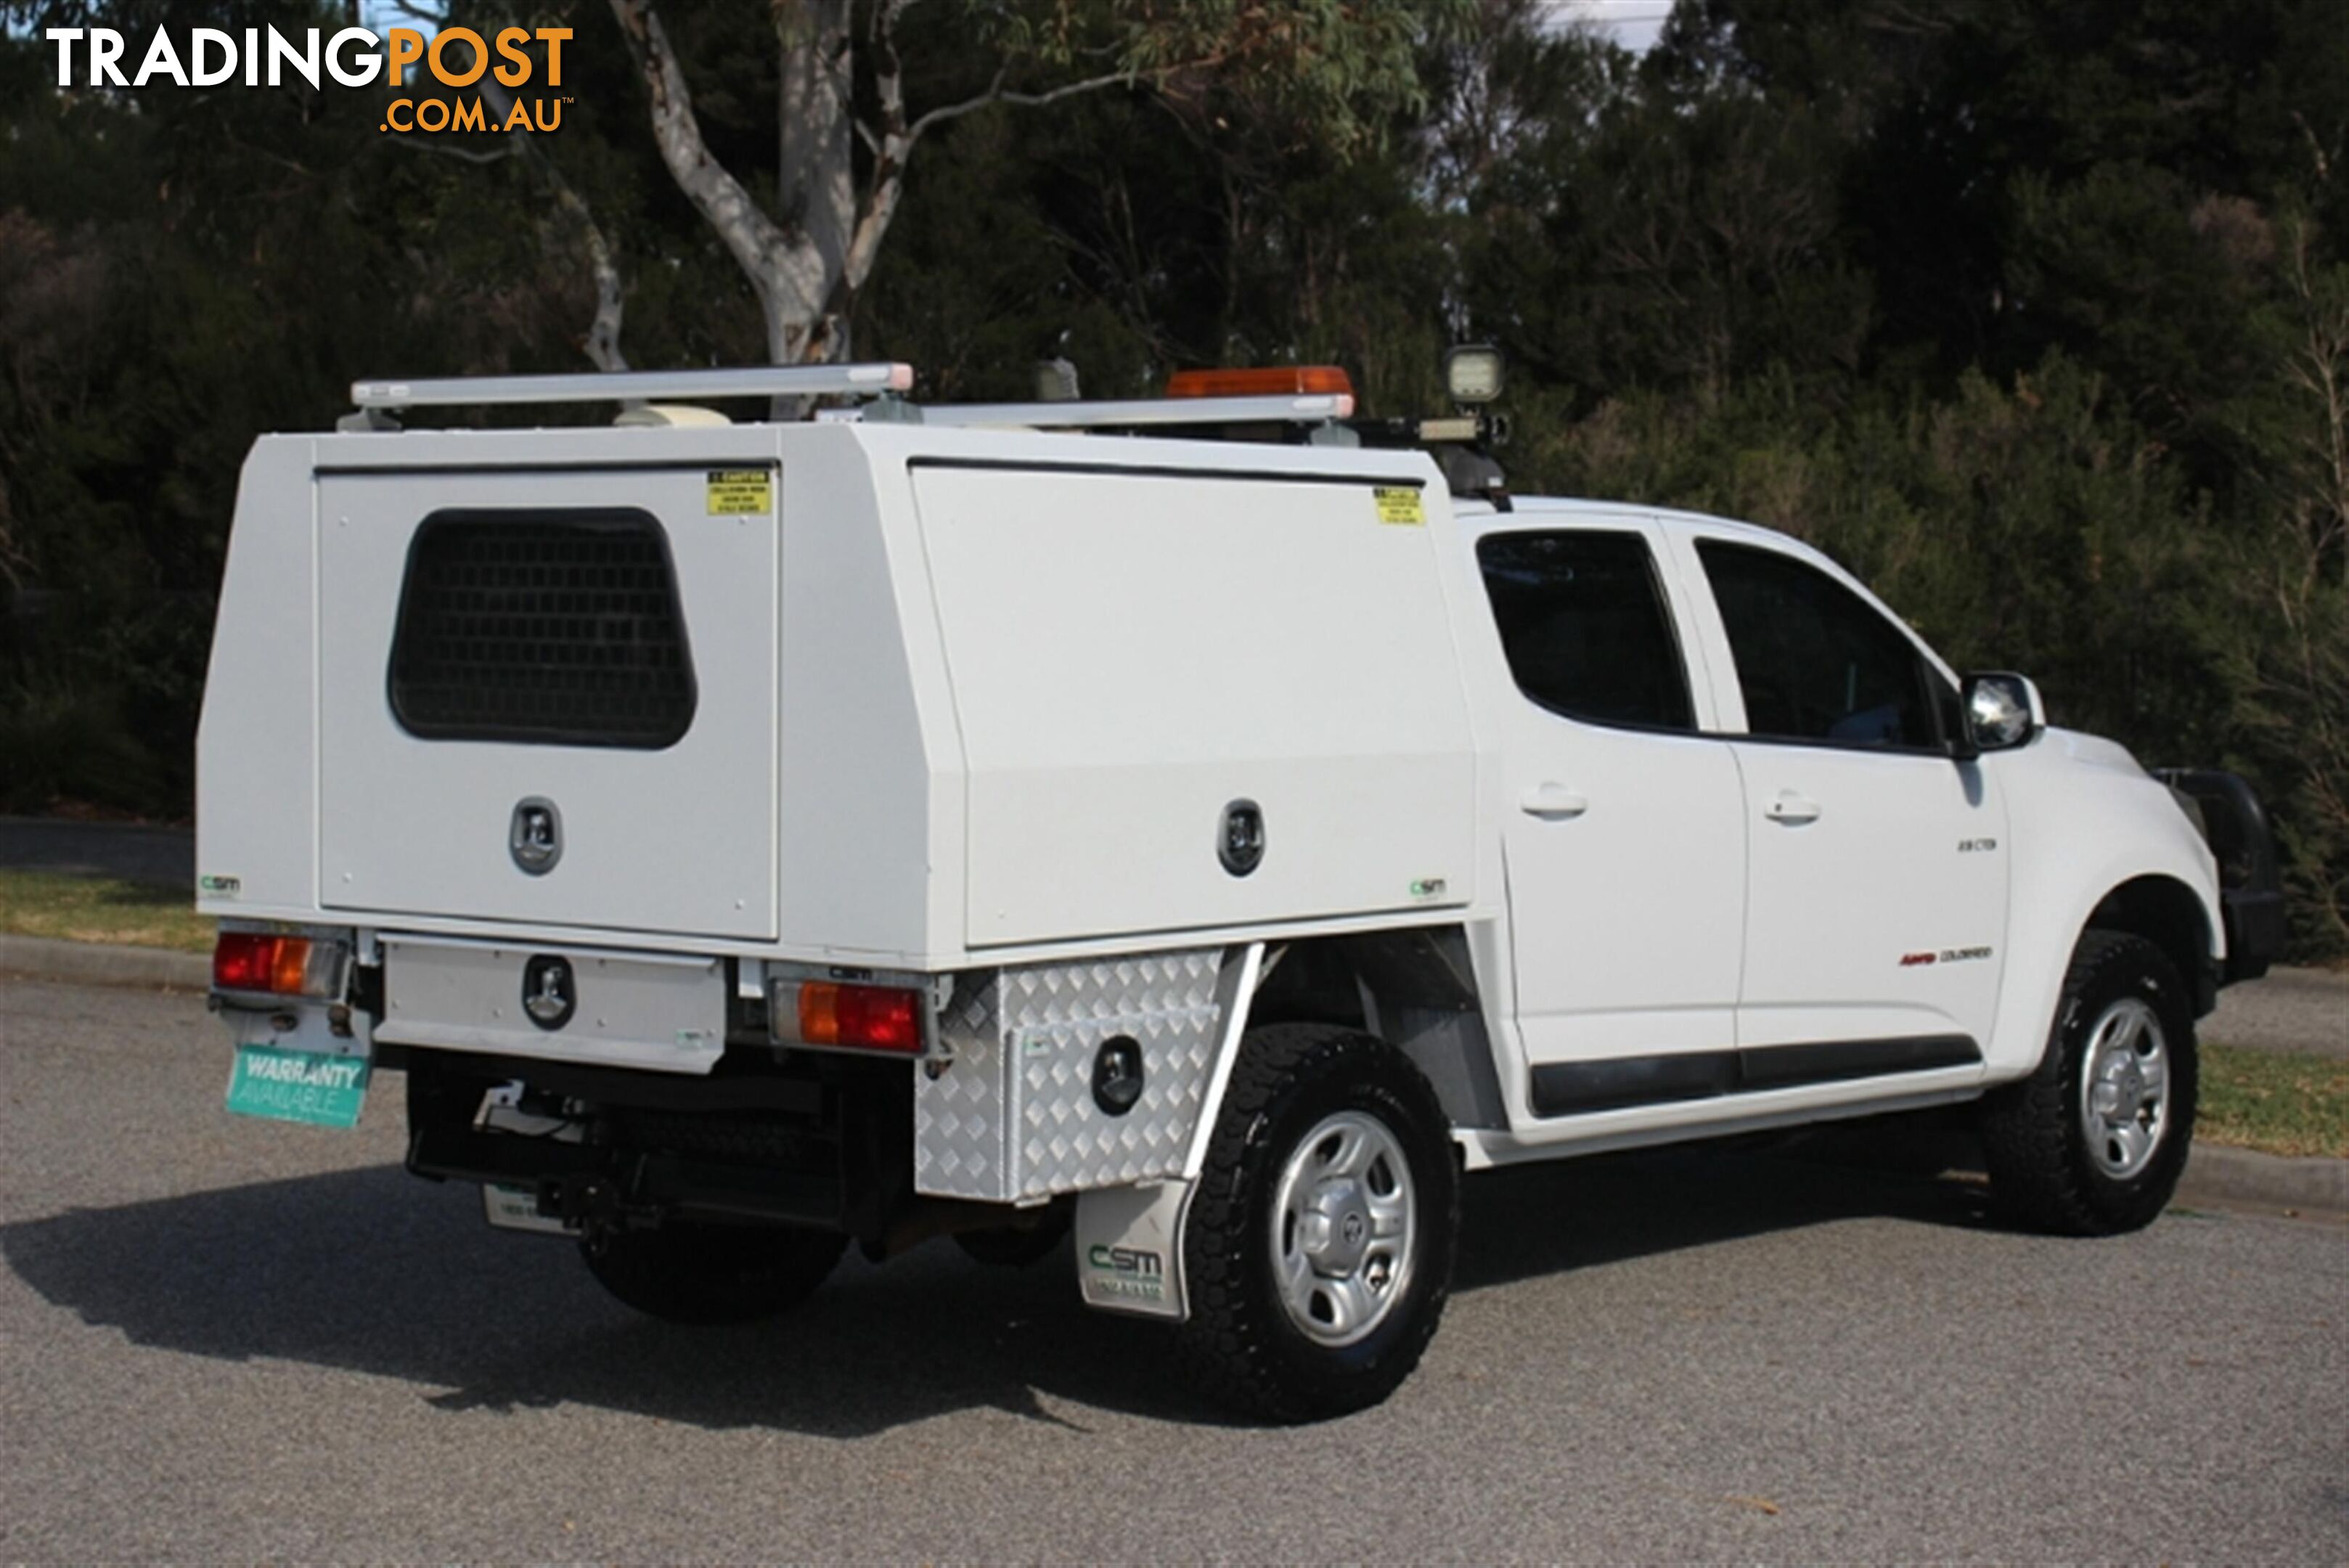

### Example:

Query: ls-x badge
xmin=521 ymin=954 xmax=576 ymax=1030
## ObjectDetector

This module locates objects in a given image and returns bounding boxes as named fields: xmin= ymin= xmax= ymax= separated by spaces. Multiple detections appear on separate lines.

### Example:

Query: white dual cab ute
xmin=197 ymin=359 xmax=2284 ymax=1421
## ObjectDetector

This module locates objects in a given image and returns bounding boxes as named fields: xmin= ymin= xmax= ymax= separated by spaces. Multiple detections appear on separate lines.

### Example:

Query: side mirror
xmin=1957 ymin=671 xmax=2044 ymax=757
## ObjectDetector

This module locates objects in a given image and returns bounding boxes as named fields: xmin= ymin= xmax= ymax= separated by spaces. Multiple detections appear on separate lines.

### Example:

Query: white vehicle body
xmin=197 ymin=386 xmax=2260 ymax=1383
xmin=204 ymin=423 xmax=1487 ymax=970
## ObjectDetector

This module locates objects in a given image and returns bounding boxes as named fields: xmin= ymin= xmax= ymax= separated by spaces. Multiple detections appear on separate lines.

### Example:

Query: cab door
xmin=1478 ymin=520 xmax=1748 ymax=1116
xmin=1678 ymin=533 xmax=2008 ymax=1069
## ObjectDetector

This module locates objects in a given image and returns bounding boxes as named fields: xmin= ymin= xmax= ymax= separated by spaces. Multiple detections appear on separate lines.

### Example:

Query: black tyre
xmin=955 ymin=1204 xmax=1071 ymax=1268
xmin=1180 ymin=1024 xmax=1459 ymax=1423
xmin=1980 ymin=931 xmax=2199 ymax=1236
xmin=581 ymin=1222 xmax=846 ymax=1325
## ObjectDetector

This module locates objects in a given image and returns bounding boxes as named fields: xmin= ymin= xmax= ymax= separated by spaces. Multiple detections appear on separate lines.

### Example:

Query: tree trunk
xmin=479 ymin=74 xmax=629 ymax=372
xmin=613 ymin=0 xmax=1148 ymax=377
xmin=610 ymin=0 xmax=846 ymax=373
xmin=778 ymin=0 xmax=856 ymax=359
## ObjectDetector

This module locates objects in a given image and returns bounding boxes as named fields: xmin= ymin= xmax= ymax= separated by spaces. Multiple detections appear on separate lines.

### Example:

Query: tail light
xmin=777 ymin=980 xmax=925 ymax=1053
xmin=213 ymin=931 xmax=341 ymax=999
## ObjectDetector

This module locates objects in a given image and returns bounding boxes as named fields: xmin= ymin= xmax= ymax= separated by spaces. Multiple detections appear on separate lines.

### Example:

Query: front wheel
xmin=1980 ymin=931 xmax=2199 ymax=1235
xmin=1180 ymin=1024 xmax=1459 ymax=1423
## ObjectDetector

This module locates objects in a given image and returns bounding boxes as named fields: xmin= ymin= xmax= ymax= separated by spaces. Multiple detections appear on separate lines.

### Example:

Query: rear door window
xmin=1477 ymin=529 xmax=1696 ymax=731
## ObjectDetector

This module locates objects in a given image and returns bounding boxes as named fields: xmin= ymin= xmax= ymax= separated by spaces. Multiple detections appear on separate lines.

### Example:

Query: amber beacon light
xmin=1165 ymin=365 xmax=1357 ymax=399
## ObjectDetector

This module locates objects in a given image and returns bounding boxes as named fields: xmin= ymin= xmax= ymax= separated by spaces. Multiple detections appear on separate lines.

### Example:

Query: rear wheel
xmin=1980 ymin=931 xmax=2198 ymax=1235
xmin=581 ymin=1222 xmax=846 ymax=1324
xmin=1180 ymin=1024 xmax=1458 ymax=1423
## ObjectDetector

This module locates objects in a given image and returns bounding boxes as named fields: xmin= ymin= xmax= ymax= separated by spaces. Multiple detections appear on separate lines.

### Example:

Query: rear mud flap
xmin=1073 ymin=1179 xmax=1193 ymax=1321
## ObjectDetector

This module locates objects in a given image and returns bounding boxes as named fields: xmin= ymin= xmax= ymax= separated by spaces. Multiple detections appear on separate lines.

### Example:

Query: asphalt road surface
xmin=4 ymin=980 xmax=2343 ymax=1562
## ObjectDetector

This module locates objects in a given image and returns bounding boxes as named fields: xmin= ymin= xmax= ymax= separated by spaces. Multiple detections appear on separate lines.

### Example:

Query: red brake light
xmin=212 ymin=931 xmax=326 ymax=997
xmin=795 ymin=981 xmax=923 ymax=1053
xmin=1166 ymin=365 xmax=1355 ymax=399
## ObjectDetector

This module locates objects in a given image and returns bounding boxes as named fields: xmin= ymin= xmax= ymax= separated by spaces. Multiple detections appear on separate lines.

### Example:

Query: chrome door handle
xmin=1519 ymin=783 xmax=1590 ymax=820
xmin=1765 ymin=791 xmax=1821 ymax=825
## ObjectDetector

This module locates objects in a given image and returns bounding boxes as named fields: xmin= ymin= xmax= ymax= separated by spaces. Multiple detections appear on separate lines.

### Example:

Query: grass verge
xmin=0 ymin=869 xmax=213 ymax=953
xmin=2198 ymin=1042 xmax=2349 ymax=1160
xmin=0 ymin=871 xmax=2341 ymax=1161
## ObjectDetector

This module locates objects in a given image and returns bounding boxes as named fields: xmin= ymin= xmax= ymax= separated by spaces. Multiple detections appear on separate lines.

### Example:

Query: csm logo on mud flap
xmin=1087 ymin=1244 xmax=1166 ymax=1299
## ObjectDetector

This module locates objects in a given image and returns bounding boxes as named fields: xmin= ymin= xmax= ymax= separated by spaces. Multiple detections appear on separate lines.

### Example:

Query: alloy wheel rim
xmin=2078 ymin=996 xmax=2170 ymax=1180
xmin=1269 ymin=1110 xmax=1417 ymax=1347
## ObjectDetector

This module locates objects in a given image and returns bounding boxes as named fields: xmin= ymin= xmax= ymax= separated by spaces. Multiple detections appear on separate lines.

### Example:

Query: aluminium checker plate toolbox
xmin=913 ymin=948 xmax=1232 ymax=1202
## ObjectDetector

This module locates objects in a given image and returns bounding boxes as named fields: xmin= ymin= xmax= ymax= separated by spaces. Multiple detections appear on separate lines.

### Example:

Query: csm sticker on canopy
xmin=1373 ymin=486 xmax=1426 ymax=526
xmin=706 ymin=470 xmax=773 ymax=515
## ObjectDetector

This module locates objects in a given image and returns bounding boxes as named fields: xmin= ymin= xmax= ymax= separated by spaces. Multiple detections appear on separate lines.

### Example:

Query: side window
xmin=1477 ymin=530 xmax=1696 ymax=731
xmin=1696 ymin=539 xmax=1940 ymax=749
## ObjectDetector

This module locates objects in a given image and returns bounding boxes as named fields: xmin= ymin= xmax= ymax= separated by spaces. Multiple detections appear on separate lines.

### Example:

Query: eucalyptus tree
xmin=603 ymin=0 xmax=1468 ymax=368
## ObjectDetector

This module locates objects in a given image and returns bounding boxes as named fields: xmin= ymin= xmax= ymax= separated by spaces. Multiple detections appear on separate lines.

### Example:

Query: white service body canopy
xmin=197 ymin=420 xmax=1499 ymax=968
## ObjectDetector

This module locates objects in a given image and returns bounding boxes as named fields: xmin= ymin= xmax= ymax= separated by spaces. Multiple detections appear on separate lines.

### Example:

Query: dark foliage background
xmin=2 ymin=0 xmax=2344 ymax=955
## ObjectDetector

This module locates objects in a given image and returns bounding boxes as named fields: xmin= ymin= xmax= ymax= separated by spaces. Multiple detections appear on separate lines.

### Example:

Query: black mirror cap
xmin=1961 ymin=671 xmax=2043 ymax=755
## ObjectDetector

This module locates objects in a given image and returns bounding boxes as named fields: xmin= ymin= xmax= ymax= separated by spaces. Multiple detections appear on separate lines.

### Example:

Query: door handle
xmin=1765 ymin=791 xmax=1821 ymax=825
xmin=1519 ymin=783 xmax=1590 ymax=820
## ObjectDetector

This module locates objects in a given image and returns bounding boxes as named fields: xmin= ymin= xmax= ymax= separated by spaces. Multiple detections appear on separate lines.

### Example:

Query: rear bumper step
xmin=408 ymin=1122 xmax=845 ymax=1230
xmin=375 ymin=1042 xmax=822 ymax=1114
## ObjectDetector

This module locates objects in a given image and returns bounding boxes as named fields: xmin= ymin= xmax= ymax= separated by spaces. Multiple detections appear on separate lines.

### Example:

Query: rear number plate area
xmin=226 ymin=1045 xmax=371 ymax=1129
xmin=483 ymin=1184 xmax=579 ymax=1236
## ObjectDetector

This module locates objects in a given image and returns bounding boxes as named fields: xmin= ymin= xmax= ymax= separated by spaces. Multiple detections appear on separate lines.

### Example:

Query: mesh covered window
xmin=388 ymin=509 xmax=697 ymax=748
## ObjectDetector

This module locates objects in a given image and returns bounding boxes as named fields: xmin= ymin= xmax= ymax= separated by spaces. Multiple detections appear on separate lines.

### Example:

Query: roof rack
xmin=332 ymin=367 xmax=1358 ymax=441
xmin=339 ymin=363 xmax=915 ymax=430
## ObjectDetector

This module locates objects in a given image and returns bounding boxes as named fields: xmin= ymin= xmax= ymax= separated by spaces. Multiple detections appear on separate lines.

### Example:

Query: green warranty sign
xmin=226 ymin=1045 xmax=369 ymax=1130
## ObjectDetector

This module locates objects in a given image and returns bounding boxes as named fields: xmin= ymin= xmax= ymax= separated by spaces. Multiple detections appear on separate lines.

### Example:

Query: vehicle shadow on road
xmin=1452 ymin=1126 xmax=1997 ymax=1293
xmin=1 ymin=1130 xmax=1992 ymax=1437
xmin=0 ymin=1164 xmax=1206 ymax=1434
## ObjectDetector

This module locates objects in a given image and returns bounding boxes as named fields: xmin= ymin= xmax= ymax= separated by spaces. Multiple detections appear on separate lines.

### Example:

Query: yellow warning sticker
xmin=1373 ymin=486 xmax=1426 ymax=526
xmin=706 ymin=469 xmax=773 ymax=515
